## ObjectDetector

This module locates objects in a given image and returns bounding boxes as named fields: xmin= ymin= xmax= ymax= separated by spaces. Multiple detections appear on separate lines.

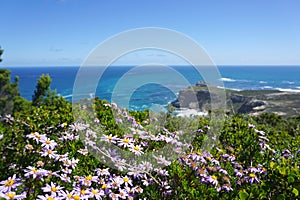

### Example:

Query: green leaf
xmin=288 ymin=176 xmax=295 ymax=183
xmin=292 ymin=188 xmax=299 ymax=197
xmin=270 ymin=161 xmax=275 ymax=169
xmin=239 ymin=190 xmax=249 ymax=200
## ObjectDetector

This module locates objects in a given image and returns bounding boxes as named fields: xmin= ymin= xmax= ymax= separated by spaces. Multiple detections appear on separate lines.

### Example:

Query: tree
xmin=0 ymin=47 xmax=3 ymax=62
xmin=0 ymin=69 xmax=21 ymax=115
xmin=32 ymin=74 xmax=52 ymax=106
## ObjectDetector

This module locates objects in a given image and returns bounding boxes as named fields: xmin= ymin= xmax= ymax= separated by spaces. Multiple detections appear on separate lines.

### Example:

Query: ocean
xmin=2 ymin=66 xmax=300 ymax=111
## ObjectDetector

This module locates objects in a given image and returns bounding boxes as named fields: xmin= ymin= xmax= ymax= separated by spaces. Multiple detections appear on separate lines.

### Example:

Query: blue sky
xmin=1 ymin=0 xmax=300 ymax=66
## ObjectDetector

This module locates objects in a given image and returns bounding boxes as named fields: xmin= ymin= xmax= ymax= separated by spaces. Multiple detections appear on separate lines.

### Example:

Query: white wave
xmin=219 ymin=77 xmax=236 ymax=82
xmin=275 ymin=88 xmax=300 ymax=92
xmin=282 ymin=81 xmax=295 ymax=84
xmin=228 ymin=88 xmax=242 ymax=91
xmin=63 ymin=94 xmax=73 ymax=98
xmin=216 ymin=86 xmax=241 ymax=91
xmin=259 ymin=81 xmax=267 ymax=84
xmin=173 ymin=108 xmax=208 ymax=118
xmin=296 ymin=86 xmax=300 ymax=89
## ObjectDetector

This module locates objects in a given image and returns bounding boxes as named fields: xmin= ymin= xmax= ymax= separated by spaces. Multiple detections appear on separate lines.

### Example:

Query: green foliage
xmin=32 ymin=74 xmax=52 ymax=106
xmin=0 ymin=69 xmax=28 ymax=115
xmin=0 ymin=46 xmax=3 ymax=62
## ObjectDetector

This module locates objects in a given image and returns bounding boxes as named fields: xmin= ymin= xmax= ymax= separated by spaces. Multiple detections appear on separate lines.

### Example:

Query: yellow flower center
xmin=102 ymin=184 xmax=107 ymax=189
xmin=134 ymin=146 xmax=139 ymax=151
xmin=85 ymin=175 xmax=92 ymax=181
xmin=249 ymin=173 xmax=256 ymax=178
xmin=67 ymin=194 xmax=72 ymax=198
xmin=73 ymin=195 xmax=80 ymax=200
xmin=81 ymin=190 xmax=86 ymax=195
xmin=212 ymin=175 xmax=218 ymax=180
xmin=123 ymin=138 xmax=130 ymax=143
xmin=108 ymin=136 xmax=112 ymax=141
xmin=5 ymin=179 xmax=15 ymax=187
xmin=92 ymin=189 xmax=98 ymax=194
xmin=124 ymin=177 xmax=129 ymax=182
xmin=46 ymin=140 xmax=51 ymax=145
xmin=47 ymin=150 xmax=53 ymax=154
xmin=32 ymin=168 xmax=38 ymax=173
xmin=47 ymin=198 xmax=54 ymax=200
xmin=51 ymin=187 xmax=57 ymax=192
xmin=7 ymin=192 xmax=16 ymax=199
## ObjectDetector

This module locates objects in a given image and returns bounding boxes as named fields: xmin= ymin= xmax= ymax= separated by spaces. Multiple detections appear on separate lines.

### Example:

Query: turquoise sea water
xmin=3 ymin=66 xmax=300 ymax=110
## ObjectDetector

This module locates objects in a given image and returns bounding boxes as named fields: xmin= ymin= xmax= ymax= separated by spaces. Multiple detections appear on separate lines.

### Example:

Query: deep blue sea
xmin=2 ymin=66 xmax=300 ymax=111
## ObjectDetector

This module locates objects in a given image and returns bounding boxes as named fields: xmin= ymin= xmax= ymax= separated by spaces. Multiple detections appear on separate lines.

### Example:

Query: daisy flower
xmin=101 ymin=134 xmax=117 ymax=144
xmin=207 ymin=175 xmax=218 ymax=187
xmin=113 ymin=159 xmax=126 ymax=171
xmin=139 ymin=161 xmax=153 ymax=171
xmin=73 ymin=187 xmax=91 ymax=199
xmin=129 ymin=145 xmax=143 ymax=156
xmin=0 ymin=191 xmax=26 ymax=200
xmin=40 ymin=137 xmax=58 ymax=150
xmin=61 ymin=167 xmax=72 ymax=174
xmin=95 ymin=168 xmax=110 ymax=176
xmin=0 ymin=174 xmax=22 ymax=193
xmin=26 ymin=132 xmax=46 ymax=144
xmin=109 ymin=192 xmax=119 ymax=200
xmin=25 ymin=144 xmax=34 ymax=150
xmin=41 ymin=182 xmax=64 ymax=197
xmin=122 ymin=176 xmax=133 ymax=187
xmin=118 ymin=189 xmax=128 ymax=199
xmin=59 ymin=174 xmax=71 ymax=183
xmin=89 ymin=188 xmax=105 ymax=200
xmin=77 ymin=148 xmax=88 ymax=155
xmin=141 ymin=175 xmax=152 ymax=186
xmin=127 ymin=168 xmax=143 ymax=179
xmin=63 ymin=158 xmax=79 ymax=169
xmin=247 ymin=173 xmax=260 ymax=184
xmin=84 ymin=137 xmax=96 ymax=147
xmin=222 ymin=184 xmax=233 ymax=192
xmin=118 ymin=137 xmax=134 ymax=148
xmin=55 ymin=152 xmax=69 ymax=162
xmin=36 ymin=161 xmax=44 ymax=167
xmin=133 ymin=186 xmax=143 ymax=194
xmin=37 ymin=193 xmax=60 ymax=200
xmin=24 ymin=166 xmax=47 ymax=179
xmin=153 ymin=155 xmax=171 ymax=166
xmin=79 ymin=175 xmax=98 ymax=187
xmin=40 ymin=148 xmax=57 ymax=159
xmin=69 ymin=123 xmax=87 ymax=132
xmin=59 ymin=190 xmax=75 ymax=200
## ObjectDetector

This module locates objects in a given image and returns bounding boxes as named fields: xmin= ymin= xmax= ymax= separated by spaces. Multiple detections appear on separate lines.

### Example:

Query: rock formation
xmin=171 ymin=81 xmax=300 ymax=117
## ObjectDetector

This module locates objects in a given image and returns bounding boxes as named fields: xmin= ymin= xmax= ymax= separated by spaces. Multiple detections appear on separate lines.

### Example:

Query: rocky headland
xmin=171 ymin=82 xmax=300 ymax=117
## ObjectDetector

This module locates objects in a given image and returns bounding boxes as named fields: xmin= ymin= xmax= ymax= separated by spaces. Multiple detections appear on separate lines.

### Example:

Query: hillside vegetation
xmin=0 ymin=69 xmax=300 ymax=200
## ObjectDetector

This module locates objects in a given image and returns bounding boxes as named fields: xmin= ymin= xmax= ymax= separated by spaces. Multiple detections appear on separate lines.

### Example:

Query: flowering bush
xmin=0 ymin=97 xmax=300 ymax=199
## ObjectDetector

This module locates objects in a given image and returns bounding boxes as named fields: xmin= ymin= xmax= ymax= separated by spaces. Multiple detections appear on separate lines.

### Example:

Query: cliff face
xmin=172 ymin=88 xmax=210 ymax=109
xmin=171 ymin=82 xmax=300 ymax=117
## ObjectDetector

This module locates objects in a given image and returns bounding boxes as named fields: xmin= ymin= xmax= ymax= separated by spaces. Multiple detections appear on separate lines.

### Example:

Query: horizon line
xmin=1 ymin=64 xmax=300 ymax=68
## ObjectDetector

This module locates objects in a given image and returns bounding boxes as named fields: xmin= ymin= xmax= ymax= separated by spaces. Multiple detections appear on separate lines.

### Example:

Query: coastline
xmin=171 ymin=81 xmax=300 ymax=117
